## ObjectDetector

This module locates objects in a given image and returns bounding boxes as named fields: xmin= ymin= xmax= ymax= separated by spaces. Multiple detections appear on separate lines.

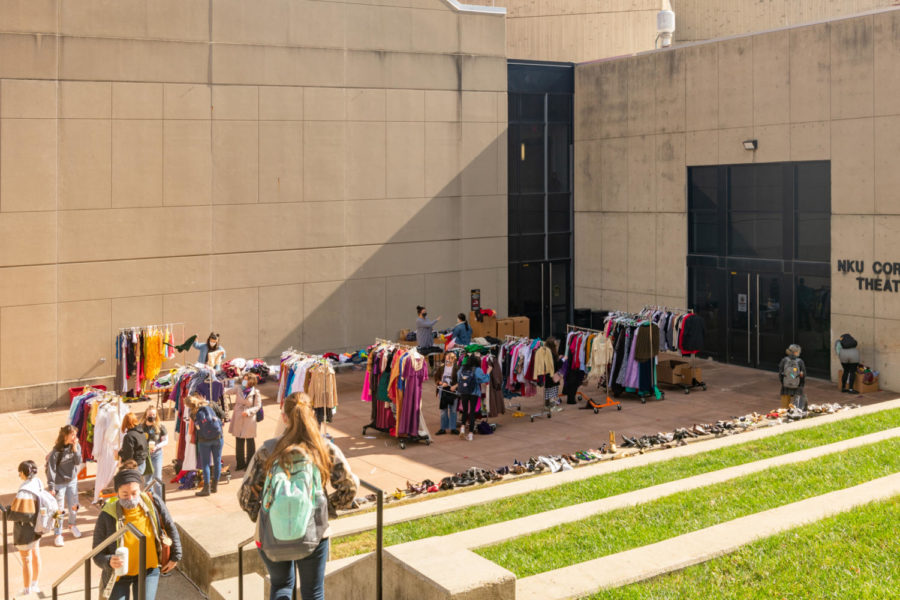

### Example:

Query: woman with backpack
xmin=835 ymin=333 xmax=860 ymax=394
xmin=93 ymin=466 xmax=182 ymax=600
xmin=457 ymin=355 xmax=491 ymax=441
xmin=118 ymin=413 xmax=148 ymax=475
xmin=46 ymin=425 xmax=83 ymax=547
xmin=10 ymin=460 xmax=45 ymax=597
xmin=238 ymin=392 xmax=359 ymax=600
xmin=778 ymin=344 xmax=807 ymax=409
xmin=189 ymin=394 xmax=226 ymax=497
xmin=226 ymin=372 xmax=263 ymax=471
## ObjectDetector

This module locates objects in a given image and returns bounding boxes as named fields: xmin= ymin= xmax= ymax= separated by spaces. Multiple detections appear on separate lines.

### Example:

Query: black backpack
xmin=840 ymin=334 xmax=858 ymax=349
xmin=457 ymin=367 xmax=477 ymax=395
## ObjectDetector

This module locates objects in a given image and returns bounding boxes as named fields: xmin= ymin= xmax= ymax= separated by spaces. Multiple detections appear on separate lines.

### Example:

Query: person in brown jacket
xmin=227 ymin=373 xmax=263 ymax=471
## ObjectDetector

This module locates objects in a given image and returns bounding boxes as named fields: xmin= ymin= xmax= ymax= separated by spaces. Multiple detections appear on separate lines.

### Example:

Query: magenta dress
xmin=398 ymin=355 xmax=428 ymax=437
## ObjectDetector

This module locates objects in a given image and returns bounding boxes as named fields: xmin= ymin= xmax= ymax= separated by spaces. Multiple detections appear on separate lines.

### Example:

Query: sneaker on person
xmin=54 ymin=534 xmax=64 ymax=547
xmin=29 ymin=585 xmax=40 ymax=596
xmin=458 ymin=426 xmax=466 ymax=439
xmin=467 ymin=432 xmax=473 ymax=441
xmin=70 ymin=525 xmax=82 ymax=538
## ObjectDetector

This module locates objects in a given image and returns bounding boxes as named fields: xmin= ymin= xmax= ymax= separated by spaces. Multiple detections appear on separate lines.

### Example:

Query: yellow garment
xmin=532 ymin=345 xmax=555 ymax=377
xmin=121 ymin=506 xmax=159 ymax=576
xmin=143 ymin=330 xmax=164 ymax=384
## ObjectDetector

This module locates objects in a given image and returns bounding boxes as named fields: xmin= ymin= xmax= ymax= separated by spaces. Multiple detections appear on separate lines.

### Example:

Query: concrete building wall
xmin=0 ymin=0 xmax=508 ymax=410
xmin=574 ymin=8 xmax=900 ymax=388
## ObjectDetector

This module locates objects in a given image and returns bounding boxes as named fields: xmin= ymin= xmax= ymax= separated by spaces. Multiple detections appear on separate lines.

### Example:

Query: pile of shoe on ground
xmin=357 ymin=401 xmax=861 ymax=505
xmin=301 ymin=397 xmax=900 ymax=600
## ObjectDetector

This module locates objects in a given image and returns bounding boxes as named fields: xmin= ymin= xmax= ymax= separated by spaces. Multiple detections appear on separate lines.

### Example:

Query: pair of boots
xmin=195 ymin=476 xmax=218 ymax=497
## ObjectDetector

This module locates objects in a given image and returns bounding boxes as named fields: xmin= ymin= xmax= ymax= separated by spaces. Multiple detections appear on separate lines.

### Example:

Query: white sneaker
xmin=54 ymin=534 xmax=64 ymax=547
xmin=458 ymin=426 xmax=466 ymax=439
xmin=70 ymin=525 xmax=82 ymax=538
xmin=467 ymin=432 xmax=473 ymax=441
xmin=29 ymin=584 xmax=40 ymax=595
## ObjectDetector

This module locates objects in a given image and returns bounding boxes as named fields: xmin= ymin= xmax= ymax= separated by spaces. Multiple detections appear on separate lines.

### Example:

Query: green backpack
xmin=258 ymin=453 xmax=327 ymax=561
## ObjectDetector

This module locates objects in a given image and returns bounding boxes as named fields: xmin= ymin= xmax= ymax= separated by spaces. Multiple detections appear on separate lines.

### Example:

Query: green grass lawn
xmin=582 ymin=494 xmax=900 ymax=599
xmin=475 ymin=437 xmax=900 ymax=577
xmin=331 ymin=408 xmax=900 ymax=560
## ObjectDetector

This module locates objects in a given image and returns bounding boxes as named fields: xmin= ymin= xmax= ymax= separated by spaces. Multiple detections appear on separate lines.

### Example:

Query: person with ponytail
xmin=10 ymin=460 xmax=44 ymax=597
xmin=451 ymin=313 xmax=473 ymax=346
xmin=238 ymin=393 xmax=358 ymax=600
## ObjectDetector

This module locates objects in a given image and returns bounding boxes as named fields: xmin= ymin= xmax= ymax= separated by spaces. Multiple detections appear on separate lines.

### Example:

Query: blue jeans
xmin=257 ymin=538 xmax=329 ymax=600
xmin=109 ymin=567 xmax=160 ymax=600
xmin=197 ymin=438 xmax=223 ymax=487
xmin=440 ymin=398 xmax=458 ymax=431
xmin=145 ymin=450 xmax=164 ymax=497
xmin=53 ymin=480 xmax=79 ymax=535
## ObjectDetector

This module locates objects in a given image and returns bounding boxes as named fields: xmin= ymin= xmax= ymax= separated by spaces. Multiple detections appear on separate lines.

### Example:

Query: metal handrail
xmin=1 ymin=504 xmax=9 ymax=600
xmin=52 ymin=521 xmax=147 ymax=600
xmin=142 ymin=476 xmax=166 ymax=502
xmin=237 ymin=478 xmax=385 ymax=600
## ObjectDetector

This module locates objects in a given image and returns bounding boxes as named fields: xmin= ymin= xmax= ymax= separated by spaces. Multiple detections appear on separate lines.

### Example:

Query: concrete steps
xmin=209 ymin=573 xmax=267 ymax=600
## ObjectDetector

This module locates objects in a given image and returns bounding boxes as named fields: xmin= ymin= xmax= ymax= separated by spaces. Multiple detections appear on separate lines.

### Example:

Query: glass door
xmin=727 ymin=271 xmax=785 ymax=370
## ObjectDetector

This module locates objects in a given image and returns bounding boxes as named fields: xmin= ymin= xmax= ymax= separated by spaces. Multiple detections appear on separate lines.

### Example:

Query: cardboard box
xmin=657 ymin=359 xmax=700 ymax=386
xmin=511 ymin=316 xmax=530 ymax=337
xmin=399 ymin=328 xmax=412 ymax=343
xmin=496 ymin=318 xmax=515 ymax=339
xmin=470 ymin=311 xmax=497 ymax=338
xmin=838 ymin=370 xmax=880 ymax=393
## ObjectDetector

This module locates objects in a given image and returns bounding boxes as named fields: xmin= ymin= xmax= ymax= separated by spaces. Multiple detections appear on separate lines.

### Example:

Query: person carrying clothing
xmin=93 ymin=466 xmax=182 ymax=600
xmin=10 ymin=460 xmax=45 ymax=597
xmin=456 ymin=355 xmax=492 ymax=441
xmin=778 ymin=344 xmax=807 ymax=409
xmin=46 ymin=425 xmax=84 ymax=547
xmin=434 ymin=353 xmax=460 ymax=435
xmin=189 ymin=394 xmax=226 ymax=497
xmin=238 ymin=392 xmax=359 ymax=600
xmin=138 ymin=407 xmax=168 ymax=498
xmin=193 ymin=332 xmax=226 ymax=368
xmin=227 ymin=373 xmax=263 ymax=471
xmin=451 ymin=313 xmax=473 ymax=347
xmin=835 ymin=333 xmax=860 ymax=394
xmin=118 ymin=413 xmax=148 ymax=475
xmin=415 ymin=305 xmax=442 ymax=354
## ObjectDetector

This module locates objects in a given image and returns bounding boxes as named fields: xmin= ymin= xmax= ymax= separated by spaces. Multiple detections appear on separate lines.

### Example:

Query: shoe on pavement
xmin=70 ymin=525 xmax=82 ymax=538
xmin=54 ymin=534 xmax=64 ymax=547
xmin=435 ymin=429 xmax=446 ymax=435
xmin=467 ymin=432 xmax=473 ymax=441
xmin=29 ymin=585 xmax=40 ymax=596
xmin=450 ymin=429 xmax=460 ymax=435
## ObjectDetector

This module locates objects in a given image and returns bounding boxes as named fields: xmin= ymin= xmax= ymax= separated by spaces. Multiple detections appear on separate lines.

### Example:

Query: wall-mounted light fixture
xmin=520 ymin=142 xmax=526 ymax=161
xmin=742 ymin=139 xmax=758 ymax=151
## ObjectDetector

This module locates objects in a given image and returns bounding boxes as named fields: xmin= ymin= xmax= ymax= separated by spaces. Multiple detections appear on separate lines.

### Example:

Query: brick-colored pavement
xmin=0 ymin=357 xmax=890 ymax=594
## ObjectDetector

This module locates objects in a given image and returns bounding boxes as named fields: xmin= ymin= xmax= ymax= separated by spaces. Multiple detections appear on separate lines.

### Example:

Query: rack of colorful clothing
xmin=275 ymin=349 xmax=342 ymax=431
xmin=442 ymin=342 xmax=508 ymax=419
xmin=564 ymin=324 xmax=622 ymax=414
xmin=115 ymin=323 xmax=185 ymax=399
xmin=67 ymin=388 xmax=132 ymax=502
xmin=361 ymin=338 xmax=431 ymax=449
xmin=498 ymin=335 xmax=560 ymax=422
xmin=638 ymin=305 xmax=707 ymax=394
xmin=597 ymin=311 xmax=665 ymax=403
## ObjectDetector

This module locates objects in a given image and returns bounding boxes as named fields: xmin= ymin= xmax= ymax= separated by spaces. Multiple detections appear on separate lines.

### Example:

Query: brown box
xmin=496 ymin=318 xmax=515 ymax=339
xmin=838 ymin=370 xmax=880 ymax=393
xmin=511 ymin=316 xmax=530 ymax=337
xmin=470 ymin=311 xmax=497 ymax=338
xmin=399 ymin=328 xmax=412 ymax=342
xmin=657 ymin=359 xmax=696 ymax=385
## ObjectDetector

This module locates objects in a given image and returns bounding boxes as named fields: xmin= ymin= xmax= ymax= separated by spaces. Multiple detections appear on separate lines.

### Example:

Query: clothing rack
xmin=375 ymin=338 xmax=417 ymax=349
xmin=599 ymin=312 xmax=665 ymax=403
xmin=640 ymin=306 xmax=706 ymax=394
xmin=565 ymin=324 xmax=622 ymax=413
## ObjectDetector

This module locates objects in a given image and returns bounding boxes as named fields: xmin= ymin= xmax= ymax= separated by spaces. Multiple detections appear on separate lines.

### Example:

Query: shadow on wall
xmin=231 ymin=132 xmax=508 ymax=361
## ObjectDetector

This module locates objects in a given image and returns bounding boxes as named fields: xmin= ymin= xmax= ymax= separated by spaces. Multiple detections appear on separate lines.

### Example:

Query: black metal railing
xmin=143 ymin=476 xmax=166 ymax=502
xmin=52 ymin=522 xmax=147 ymax=600
xmin=2 ymin=504 xmax=9 ymax=600
xmin=237 ymin=478 xmax=385 ymax=600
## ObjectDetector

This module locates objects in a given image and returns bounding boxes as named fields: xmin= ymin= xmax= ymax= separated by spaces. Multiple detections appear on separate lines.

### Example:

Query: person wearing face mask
xmin=93 ymin=464 xmax=182 ymax=600
xmin=226 ymin=373 xmax=263 ymax=471
xmin=193 ymin=332 xmax=226 ymax=367
xmin=415 ymin=305 xmax=442 ymax=354
xmin=138 ymin=407 xmax=169 ymax=498
xmin=238 ymin=392 xmax=358 ymax=600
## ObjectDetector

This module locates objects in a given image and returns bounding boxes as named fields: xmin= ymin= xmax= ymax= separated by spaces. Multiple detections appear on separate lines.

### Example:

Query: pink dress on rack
xmin=397 ymin=354 xmax=428 ymax=437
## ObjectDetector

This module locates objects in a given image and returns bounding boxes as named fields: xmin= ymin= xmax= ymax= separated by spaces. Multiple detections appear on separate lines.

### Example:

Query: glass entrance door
xmin=510 ymin=260 xmax=571 ymax=340
xmin=728 ymin=271 xmax=785 ymax=370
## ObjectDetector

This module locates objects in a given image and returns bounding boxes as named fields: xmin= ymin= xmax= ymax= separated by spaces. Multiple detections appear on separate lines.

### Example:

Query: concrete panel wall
xmin=574 ymin=8 xmax=900 ymax=389
xmin=0 ymin=0 xmax=507 ymax=410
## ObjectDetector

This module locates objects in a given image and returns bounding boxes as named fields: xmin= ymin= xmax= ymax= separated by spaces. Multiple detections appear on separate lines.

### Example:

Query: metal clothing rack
xmin=565 ymin=324 xmax=622 ymax=414
xmin=116 ymin=322 xmax=186 ymax=399
xmin=502 ymin=334 xmax=558 ymax=421
xmin=365 ymin=339 xmax=431 ymax=449
xmin=601 ymin=313 xmax=666 ymax=403
xmin=641 ymin=305 xmax=707 ymax=394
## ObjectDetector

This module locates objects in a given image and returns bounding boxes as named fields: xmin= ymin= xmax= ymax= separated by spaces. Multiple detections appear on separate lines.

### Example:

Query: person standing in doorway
xmin=415 ymin=306 xmax=441 ymax=354
xmin=835 ymin=333 xmax=860 ymax=394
